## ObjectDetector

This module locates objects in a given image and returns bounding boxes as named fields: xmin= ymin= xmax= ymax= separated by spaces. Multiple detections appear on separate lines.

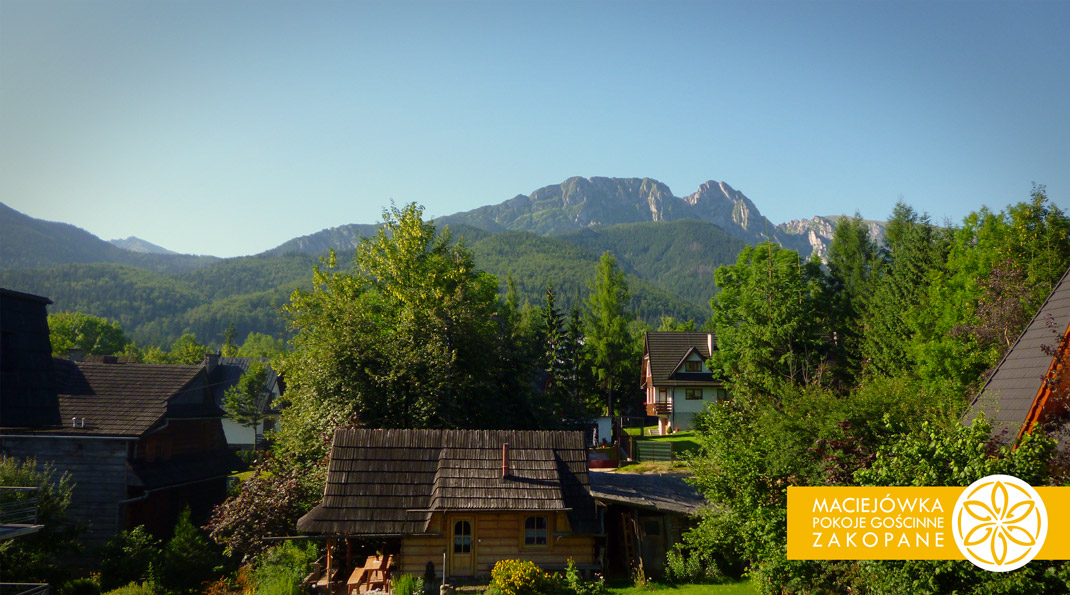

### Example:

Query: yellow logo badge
xmin=952 ymin=474 xmax=1047 ymax=571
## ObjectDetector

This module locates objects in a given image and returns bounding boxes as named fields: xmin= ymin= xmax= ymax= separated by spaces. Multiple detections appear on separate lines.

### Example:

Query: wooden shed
xmin=297 ymin=429 xmax=602 ymax=585
xmin=588 ymin=471 xmax=705 ymax=579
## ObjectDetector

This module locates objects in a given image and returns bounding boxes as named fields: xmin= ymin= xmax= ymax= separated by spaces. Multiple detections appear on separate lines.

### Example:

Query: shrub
xmin=99 ymin=526 xmax=162 ymax=591
xmin=155 ymin=508 xmax=228 ymax=595
xmin=0 ymin=456 xmax=83 ymax=584
xmin=249 ymin=540 xmax=319 ymax=595
xmin=101 ymin=583 xmax=159 ymax=595
xmin=489 ymin=560 xmax=558 ymax=595
xmin=207 ymin=456 xmax=318 ymax=561
xmin=563 ymin=559 xmax=605 ymax=595
xmin=392 ymin=574 xmax=425 ymax=595
xmin=59 ymin=578 xmax=101 ymax=595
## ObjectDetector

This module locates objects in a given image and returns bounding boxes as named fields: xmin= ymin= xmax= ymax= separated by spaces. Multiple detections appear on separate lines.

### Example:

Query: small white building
xmin=640 ymin=331 xmax=728 ymax=434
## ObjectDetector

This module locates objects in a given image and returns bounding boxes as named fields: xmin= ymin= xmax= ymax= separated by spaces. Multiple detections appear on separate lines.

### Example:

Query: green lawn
xmin=644 ymin=431 xmax=701 ymax=457
xmin=606 ymin=579 xmax=757 ymax=595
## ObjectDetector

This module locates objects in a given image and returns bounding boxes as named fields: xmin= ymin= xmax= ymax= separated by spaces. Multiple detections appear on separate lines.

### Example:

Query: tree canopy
xmin=47 ymin=312 xmax=130 ymax=357
xmin=274 ymin=203 xmax=525 ymax=463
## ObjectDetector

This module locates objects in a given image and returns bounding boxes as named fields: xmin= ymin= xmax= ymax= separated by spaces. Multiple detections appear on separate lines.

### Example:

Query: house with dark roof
xmin=204 ymin=355 xmax=283 ymax=450
xmin=0 ymin=288 xmax=237 ymax=545
xmin=966 ymin=266 xmax=1070 ymax=442
xmin=298 ymin=429 xmax=602 ymax=583
xmin=641 ymin=331 xmax=727 ymax=434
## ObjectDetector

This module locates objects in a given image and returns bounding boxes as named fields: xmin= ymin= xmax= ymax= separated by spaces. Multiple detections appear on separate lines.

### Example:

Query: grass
xmin=606 ymin=579 xmax=758 ymax=595
xmin=644 ymin=431 xmax=701 ymax=457
xmin=618 ymin=429 xmax=701 ymax=470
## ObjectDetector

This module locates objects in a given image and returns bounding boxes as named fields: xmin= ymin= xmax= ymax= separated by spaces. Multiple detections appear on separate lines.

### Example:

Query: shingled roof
xmin=588 ymin=471 xmax=706 ymax=516
xmin=966 ymin=265 xmax=1070 ymax=441
xmin=1 ymin=359 xmax=214 ymax=437
xmin=297 ymin=429 xmax=599 ymax=537
xmin=642 ymin=331 xmax=716 ymax=387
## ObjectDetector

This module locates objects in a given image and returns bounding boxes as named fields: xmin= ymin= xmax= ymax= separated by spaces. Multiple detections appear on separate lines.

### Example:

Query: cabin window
xmin=453 ymin=520 xmax=472 ymax=553
xmin=685 ymin=360 xmax=700 ymax=372
xmin=643 ymin=520 xmax=662 ymax=536
xmin=685 ymin=388 xmax=703 ymax=400
xmin=657 ymin=387 xmax=668 ymax=403
xmin=524 ymin=516 xmax=548 ymax=546
xmin=715 ymin=388 xmax=729 ymax=402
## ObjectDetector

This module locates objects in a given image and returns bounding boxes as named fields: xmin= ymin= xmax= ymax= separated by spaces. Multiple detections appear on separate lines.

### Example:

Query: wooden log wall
xmin=400 ymin=511 xmax=597 ymax=579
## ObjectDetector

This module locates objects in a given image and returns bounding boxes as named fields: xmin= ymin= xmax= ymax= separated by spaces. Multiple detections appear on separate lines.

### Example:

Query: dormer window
xmin=685 ymin=361 xmax=701 ymax=372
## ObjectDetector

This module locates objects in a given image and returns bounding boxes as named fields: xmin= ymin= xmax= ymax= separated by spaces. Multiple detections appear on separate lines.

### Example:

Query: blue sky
xmin=2 ymin=1 xmax=1067 ymax=258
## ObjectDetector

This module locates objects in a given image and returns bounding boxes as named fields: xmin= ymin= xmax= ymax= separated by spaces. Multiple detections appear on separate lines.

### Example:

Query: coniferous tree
xmin=708 ymin=243 xmax=831 ymax=396
xmin=825 ymin=214 xmax=880 ymax=385
xmin=584 ymin=252 xmax=636 ymax=416
xmin=861 ymin=203 xmax=947 ymax=378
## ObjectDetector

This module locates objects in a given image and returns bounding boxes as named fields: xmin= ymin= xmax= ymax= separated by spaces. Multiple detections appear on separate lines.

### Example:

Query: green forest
xmin=0 ymin=218 xmax=740 ymax=348
xmin=6 ymin=188 xmax=1070 ymax=595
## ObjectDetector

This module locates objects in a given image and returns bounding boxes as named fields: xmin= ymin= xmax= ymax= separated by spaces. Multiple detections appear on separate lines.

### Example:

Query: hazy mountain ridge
xmin=109 ymin=236 xmax=178 ymax=255
xmin=0 ymin=202 xmax=218 ymax=273
xmin=260 ymin=224 xmax=380 ymax=257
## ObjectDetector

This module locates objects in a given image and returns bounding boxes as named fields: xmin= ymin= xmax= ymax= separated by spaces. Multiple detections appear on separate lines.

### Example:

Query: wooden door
xmin=450 ymin=518 xmax=475 ymax=577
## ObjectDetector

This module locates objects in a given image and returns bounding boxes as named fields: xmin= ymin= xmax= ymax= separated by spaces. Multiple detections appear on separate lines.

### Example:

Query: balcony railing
xmin=646 ymin=402 xmax=671 ymax=416
xmin=0 ymin=584 xmax=49 ymax=595
xmin=0 ymin=487 xmax=42 ymax=541
xmin=0 ymin=487 xmax=39 ymax=526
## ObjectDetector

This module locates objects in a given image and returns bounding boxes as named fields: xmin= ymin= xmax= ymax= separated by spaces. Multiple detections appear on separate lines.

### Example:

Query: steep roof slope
xmin=966 ymin=266 xmax=1070 ymax=440
xmin=297 ymin=429 xmax=598 ymax=536
xmin=643 ymin=331 xmax=716 ymax=386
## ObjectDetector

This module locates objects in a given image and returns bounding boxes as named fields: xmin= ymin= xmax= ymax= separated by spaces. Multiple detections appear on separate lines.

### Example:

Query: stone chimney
xmin=204 ymin=352 xmax=220 ymax=373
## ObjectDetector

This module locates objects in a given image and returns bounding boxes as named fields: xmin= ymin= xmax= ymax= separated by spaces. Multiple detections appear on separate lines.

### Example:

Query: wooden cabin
xmin=965 ymin=265 xmax=1070 ymax=442
xmin=297 ymin=429 xmax=602 ymax=585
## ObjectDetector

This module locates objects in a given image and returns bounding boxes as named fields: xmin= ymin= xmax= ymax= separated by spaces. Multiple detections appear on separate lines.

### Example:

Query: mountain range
xmin=0 ymin=177 xmax=883 ymax=347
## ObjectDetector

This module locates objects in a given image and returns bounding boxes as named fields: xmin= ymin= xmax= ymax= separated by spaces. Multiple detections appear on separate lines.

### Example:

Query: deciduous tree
xmin=47 ymin=312 xmax=130 ymax=356
xmin=274 ymin=203 xmax=516 ymax=464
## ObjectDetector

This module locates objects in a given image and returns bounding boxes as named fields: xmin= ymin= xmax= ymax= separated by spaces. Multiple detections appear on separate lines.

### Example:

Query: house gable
xmin=965 ymin=266 xmax=1070 ymax=441
xmin=642 ymin=331 xmax=718 ymax=388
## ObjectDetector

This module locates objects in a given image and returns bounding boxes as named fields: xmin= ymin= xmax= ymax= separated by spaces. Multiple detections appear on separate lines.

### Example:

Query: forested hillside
xmin=468 ymin=230 xmax=709 ymax=323
xmin=0 ymin=202 xmax=218 ymax=273
xmin=560 ymin=219 xmax=747 ymax=309
xmin=0 ymin=212 xmax=725 ymax=346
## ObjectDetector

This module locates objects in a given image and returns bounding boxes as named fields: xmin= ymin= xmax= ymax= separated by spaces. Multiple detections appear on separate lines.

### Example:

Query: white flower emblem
xmin=952 ymin=474 xmax=1046 ymax=572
